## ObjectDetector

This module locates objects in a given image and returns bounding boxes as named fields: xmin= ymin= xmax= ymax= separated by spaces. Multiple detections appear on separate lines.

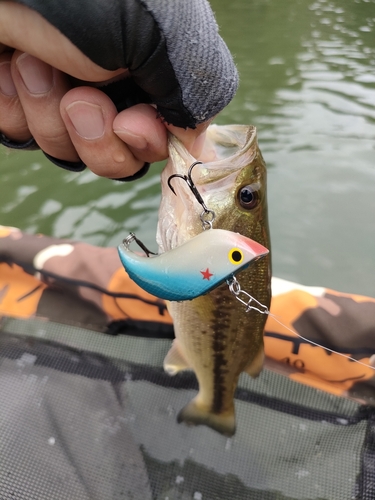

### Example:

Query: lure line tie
xmin=227 ymin=275 xmax=375 ymax=372
xmin=227 ymin=276 xmax=269 ymax=314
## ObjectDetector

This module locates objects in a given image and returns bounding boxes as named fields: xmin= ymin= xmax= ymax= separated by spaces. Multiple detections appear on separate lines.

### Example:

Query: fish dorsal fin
xmin=163 ymin=340 xmax=191 ymax=375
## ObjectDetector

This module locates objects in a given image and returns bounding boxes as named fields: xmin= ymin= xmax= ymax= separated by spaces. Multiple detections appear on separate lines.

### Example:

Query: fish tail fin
xmin=177 ymin=398 xmax=236 ymax=437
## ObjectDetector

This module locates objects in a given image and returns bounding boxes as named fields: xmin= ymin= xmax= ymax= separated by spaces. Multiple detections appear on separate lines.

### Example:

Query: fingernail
xmin=114 ymin=128 xmax=148 ymax=150
xmin=0 ymin=61 xmax=17 ymax=96
xmin=66 ymin=101 xmax=105 ymax=139
xmin=16 ymin=53 xmax=53 ymax=94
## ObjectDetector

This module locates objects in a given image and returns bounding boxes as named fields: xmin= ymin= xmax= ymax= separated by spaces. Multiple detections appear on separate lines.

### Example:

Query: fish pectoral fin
xmin=244 ymin=344 xmax=264 ymax=378
xmin=163 ymin=340 xmax=190 ymax=375
xmin=177 ymin=398 xmax=236 ymax=437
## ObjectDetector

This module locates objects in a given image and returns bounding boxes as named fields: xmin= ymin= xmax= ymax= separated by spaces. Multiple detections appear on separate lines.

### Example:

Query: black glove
xmin=4 ymin=0 xmax=238 ymax=177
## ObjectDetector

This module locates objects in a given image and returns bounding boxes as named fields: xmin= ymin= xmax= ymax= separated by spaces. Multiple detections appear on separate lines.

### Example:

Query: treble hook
xmin=167 ymin=161 xmax=209 ymax=209
xmin=167 ymin=161 xmax=216 ymax=231
xmin=123 ymin=232 xmax=157 ymax=257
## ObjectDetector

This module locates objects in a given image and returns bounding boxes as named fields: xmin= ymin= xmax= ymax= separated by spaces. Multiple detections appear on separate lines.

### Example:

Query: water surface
xmin=1 ymin=0 xmax=374 ymax=296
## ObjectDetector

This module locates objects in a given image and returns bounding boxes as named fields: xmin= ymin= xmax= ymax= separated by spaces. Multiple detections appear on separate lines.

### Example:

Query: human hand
xmin=0 ymin=1 xmax=238 ymax=179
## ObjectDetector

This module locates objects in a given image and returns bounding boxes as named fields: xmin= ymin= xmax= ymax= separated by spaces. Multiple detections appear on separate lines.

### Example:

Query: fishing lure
xmin=118 ymin=229 xmax=268 ymax=301
xmin=118 ymin=161 xmax=268 ymax=301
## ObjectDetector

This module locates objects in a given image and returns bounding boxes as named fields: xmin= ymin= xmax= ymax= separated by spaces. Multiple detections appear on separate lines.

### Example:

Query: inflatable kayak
xmin=1 ymin=225 xmax=375 ymax=499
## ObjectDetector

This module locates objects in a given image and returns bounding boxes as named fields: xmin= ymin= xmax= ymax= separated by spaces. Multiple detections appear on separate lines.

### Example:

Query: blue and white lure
xmin=118 ymin=229 xmax=269 ymax=301
xmin=118 ymin=161 xmax=269 ymax=302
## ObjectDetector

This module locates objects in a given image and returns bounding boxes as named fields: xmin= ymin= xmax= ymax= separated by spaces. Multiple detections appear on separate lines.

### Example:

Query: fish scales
xmin=157 ymin=124 xmax=271 ymax=436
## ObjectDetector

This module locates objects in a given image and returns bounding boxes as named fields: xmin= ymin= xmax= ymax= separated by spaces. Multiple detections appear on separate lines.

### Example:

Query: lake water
xmin=1 ymin=0 xmax=374 ymax=297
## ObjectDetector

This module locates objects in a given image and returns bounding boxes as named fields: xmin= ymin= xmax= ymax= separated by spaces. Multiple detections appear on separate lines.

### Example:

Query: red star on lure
xmin=200 ymin=268 xmax=213 ymax=280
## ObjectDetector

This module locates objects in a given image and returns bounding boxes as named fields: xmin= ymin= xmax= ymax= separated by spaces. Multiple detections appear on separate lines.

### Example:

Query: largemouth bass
xmin=156 ymin=124 xmax=271 ymax=436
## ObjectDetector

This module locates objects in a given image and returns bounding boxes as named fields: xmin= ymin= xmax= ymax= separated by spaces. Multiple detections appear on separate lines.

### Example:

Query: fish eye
xmin=228 ymin=248 xmax=244 ymax=265
xmin=237 ymin=185 xmax=259 ymax=210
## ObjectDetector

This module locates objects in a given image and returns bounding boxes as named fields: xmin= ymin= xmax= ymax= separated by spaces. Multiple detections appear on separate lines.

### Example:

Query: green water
xmin=1 ymin=0 xmax=374 ymax=297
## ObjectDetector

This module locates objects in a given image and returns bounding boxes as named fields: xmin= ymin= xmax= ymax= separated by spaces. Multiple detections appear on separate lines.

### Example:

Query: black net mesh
xmin=0 ymin=316 xmax=374 ymax=500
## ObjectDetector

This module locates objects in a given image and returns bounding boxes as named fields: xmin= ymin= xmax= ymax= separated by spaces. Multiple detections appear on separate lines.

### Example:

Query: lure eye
xmin=238 ymin=185 xmax=259 ymax=210
xmin=228 ymin=248 xmax=244 ymax=265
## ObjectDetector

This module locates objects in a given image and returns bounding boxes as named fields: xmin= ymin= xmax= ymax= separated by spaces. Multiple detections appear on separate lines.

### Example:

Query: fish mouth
xmin=157 ymin=124 xmax=261 ymax=253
